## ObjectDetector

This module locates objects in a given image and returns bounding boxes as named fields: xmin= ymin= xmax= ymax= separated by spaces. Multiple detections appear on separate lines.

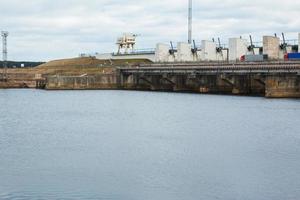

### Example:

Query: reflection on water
xmin=0 ymin=191 xmax=121 ymax=200
xmin=0 ymin=90 xmax=300 ymax=200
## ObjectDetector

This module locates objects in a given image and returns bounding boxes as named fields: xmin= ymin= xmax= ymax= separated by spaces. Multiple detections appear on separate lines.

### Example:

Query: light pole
xmin=188 ymin=0 xmax=192 ymax=44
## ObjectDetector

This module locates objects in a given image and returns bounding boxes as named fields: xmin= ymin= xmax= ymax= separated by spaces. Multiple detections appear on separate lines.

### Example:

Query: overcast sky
xmin=1 ymin=0 xmax=300 ymax=61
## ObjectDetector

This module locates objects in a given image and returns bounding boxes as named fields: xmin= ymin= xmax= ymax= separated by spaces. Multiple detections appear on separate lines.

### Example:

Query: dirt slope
xmin=2 ymin=57 xmax=151 ymax=76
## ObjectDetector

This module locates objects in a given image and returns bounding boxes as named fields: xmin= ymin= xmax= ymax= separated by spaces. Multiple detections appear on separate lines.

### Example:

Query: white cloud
xmin=0 ymin=0 xmax=299 ymax=61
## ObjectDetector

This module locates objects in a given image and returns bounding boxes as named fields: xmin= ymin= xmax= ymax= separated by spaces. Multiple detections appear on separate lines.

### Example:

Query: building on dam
xmin=89 ymin=33 xmax=300 ymax=63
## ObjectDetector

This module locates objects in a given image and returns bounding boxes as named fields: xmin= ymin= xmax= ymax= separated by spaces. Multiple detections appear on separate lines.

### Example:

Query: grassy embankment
xmin=0 ymin=57 xmax=152 ymax=88
xmin=0 ymin=57 xmax=152 ymax=76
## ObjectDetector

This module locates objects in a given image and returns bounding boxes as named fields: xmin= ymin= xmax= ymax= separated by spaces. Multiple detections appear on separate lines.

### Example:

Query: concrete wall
xmin=201 ymin=40 xmax=217 ymax=61
xmin=46 ymin=74 xmax=118 ymax=90
xmin=265 ymin=75 xmax=300 ymax=98
xmin=96 ymin=53 xmax=113 ymax=60
xmin=114 ymin=54 xmax=155 ymax=62
xmin=0 ymin=73 xmax=39 ymax=88
xmin=155 ymin=43 xmax=170 ymax=62
xmin=263 ymin=36 xmax=280 ymax=60
xmin=0 ymin=80 xmax=37 ymax=88
xmin=176 ymin=42 xmax=193 ymax=62
xmin=96 ymin=53 xmax=155 ymax=62
xmin=229 ymin=38 xmax=248 ymax=61
xmin=299 ymin=33 xmax=300 ymax=53
xmin=154 ymin=42 xmax=228 ymax=62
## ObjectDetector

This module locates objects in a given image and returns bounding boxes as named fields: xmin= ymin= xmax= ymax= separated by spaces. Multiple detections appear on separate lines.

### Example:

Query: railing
xmin=112 ymin=48 xmax=155 ymax=56
xmin=119 ymin=62 xmax=300 ymax=75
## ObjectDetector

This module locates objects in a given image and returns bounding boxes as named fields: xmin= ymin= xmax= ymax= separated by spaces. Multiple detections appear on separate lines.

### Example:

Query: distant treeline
xmin=0 ymin=61 xmax=45 ymax=68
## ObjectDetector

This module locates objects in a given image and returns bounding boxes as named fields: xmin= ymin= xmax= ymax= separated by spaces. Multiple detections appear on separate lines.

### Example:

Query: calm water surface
xmin=0 ymin=89 xmax=300 ymax=200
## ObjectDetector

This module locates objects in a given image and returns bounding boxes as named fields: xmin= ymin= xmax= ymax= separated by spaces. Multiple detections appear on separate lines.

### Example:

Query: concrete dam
xmin=3 ymin=33 xmax=300 ymax=98
xmin=44 ymin=61 xmax=300 ymax=98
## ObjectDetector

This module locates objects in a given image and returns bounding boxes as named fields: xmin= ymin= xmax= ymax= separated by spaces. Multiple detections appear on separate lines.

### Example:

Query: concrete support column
xmin=201 ymin=40 xmax=217 ymax=61
xmin=263 ymin=36 xmax=280 ymax=60
xmin=177 ymin=42 xmax=193 ymax=62
xmin=229 ymin=38 xmax=248 ymax=61
xmin=155 ymin=43 xmax=170 ymax=62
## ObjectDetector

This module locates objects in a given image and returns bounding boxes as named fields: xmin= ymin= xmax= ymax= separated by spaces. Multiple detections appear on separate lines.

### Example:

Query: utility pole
xmin=1 ymin=31 xmax=9 ymax=81
xmin=188 ymin=0 xmax=192 ymax=44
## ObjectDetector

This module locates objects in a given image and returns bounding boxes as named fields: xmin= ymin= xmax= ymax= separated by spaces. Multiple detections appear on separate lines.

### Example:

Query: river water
xmin=0 ymin=89 xmax=300 ymax=200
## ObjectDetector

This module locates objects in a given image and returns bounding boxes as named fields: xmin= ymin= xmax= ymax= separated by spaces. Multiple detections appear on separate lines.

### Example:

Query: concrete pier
xmin=263 ymin=36 xmax=280 ymax=60
xmin=201 ymin=40 xmax=217 ymax=61
xmin=228 ymin=38 xmax=248 ymax=61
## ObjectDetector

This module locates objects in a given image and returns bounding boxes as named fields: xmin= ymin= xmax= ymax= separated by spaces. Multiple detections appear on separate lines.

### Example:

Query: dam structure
xmin=2 ymin=0 xmax=300 ymax=98
xmin=117 ymin=61 xmax=300 ymax=98
xmin=2 ymin=31 xmax=300 ymax=98
xmin=43 ymin=33 xmax=300 ymax=98
xmin=44 ymin=60 xmax=300 ymax=98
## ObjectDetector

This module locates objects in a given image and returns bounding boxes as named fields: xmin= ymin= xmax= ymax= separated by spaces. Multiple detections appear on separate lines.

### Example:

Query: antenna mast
xmin=188 ymin=0 xmax=192 ymax=44
xmin=1 ymin=31 xmax=9 ymax=81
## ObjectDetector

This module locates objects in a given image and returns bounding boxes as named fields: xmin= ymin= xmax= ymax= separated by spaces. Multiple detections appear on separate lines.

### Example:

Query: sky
xmin=1 ymin=0 xmax=300 ymax=61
